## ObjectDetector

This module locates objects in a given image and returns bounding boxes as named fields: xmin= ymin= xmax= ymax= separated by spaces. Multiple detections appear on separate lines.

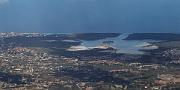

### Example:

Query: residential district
xmin=0 ymin=32 xmax=179 ymax=90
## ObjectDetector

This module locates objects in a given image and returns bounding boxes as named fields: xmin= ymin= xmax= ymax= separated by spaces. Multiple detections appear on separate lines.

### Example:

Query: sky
xmin=0 ymin=0 xmax=180 ymax=33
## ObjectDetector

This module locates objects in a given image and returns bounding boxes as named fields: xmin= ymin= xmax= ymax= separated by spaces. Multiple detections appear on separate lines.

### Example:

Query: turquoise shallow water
xmin=82 ymin=34 xmax=158 ymax=54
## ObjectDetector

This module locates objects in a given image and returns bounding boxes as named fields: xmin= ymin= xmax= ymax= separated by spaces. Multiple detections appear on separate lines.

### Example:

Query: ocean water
xmin=1 ymin=0 xmax=180 ymax=33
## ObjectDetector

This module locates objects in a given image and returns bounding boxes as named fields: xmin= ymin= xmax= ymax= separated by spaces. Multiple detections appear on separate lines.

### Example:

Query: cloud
xmin=0 ymin=0 xmax=9 ymax=5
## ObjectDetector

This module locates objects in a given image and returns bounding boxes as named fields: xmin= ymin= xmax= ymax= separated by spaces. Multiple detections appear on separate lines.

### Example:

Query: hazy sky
xmin=0 ymin=0 xmax=180 ymax=33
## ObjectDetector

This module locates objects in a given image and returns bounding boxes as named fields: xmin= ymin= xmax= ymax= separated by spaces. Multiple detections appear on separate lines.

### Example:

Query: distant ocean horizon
xmin=0 ymin=0 xmax=180 ymax=32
